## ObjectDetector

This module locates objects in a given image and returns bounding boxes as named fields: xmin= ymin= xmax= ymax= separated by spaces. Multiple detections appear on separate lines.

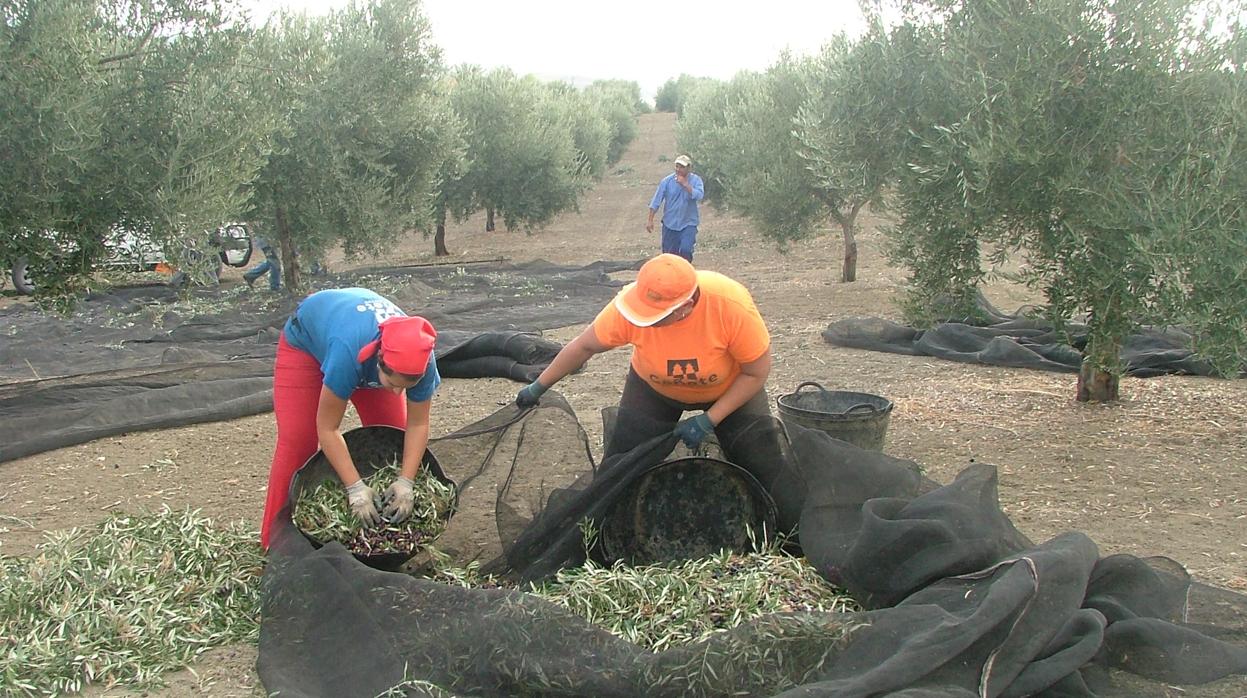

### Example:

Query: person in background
xmin=260 ymin=287 xmax=440 ymax=549
xmin=646 ymin=154 xmax=704 ymax=262
xmin=243 ymin=236 xmax=282 ymax=291
xmin=515 ymin=253 xmax=771 ymax=461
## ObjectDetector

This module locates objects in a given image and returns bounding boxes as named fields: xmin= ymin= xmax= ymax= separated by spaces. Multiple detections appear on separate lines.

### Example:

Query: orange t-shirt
xmin=593 ymin=270 xmax=770 ymax=403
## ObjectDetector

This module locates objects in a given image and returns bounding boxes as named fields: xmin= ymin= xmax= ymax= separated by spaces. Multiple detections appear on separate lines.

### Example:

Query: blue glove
xmin=674 ymin=413 xmax=715 ymax=449
xmin=515 ymin=380 xmax=549 ymax=408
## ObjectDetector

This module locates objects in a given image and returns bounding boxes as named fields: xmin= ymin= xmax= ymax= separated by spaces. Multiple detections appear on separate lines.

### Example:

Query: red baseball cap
xmin=357 ymin=315 xmax=437 ymax=375
xmin=614 ymin=254 xmax=698 ymax=326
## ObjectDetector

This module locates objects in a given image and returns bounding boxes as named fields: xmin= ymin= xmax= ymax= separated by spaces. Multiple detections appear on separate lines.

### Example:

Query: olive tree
xmin=248 ymin=0 xmax=456 ymax=289
xmin=446 ymin=67 xmax=590 ymax=243
xmin=676 ymin=37 xmax=909 ymax=282
xmin=889 ymin=0 xmax=1247 ymax=400
xmin=544 ymin=81 xmax=612 ymax=182
xmin=584 ymin=79 xmax=647 ymax=163
xmin=677 ymin=61 xmax=825 ymax=251
xmin=0 ymin=0 xmax=269 ymax=299
xmin=655 ymin=73 xmax=716 ymax=114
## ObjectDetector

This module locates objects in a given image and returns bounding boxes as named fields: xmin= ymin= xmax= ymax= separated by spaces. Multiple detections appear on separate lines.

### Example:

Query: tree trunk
xmin=841 ymin=220 xmax=858 ymax=283
xmin=1076 ymin=362 xmax=1119 ymax=402
xmin=274 ymin=206 xmax=300 ymax=293
xmin=1076 ymin=333 xmax=1122 ymax=402
xmin=831 ymin=208 xmax=861 ymax=283
xmin=485 ymin=208 xmax=495 ymax=232
xmin=434 ymin=210 xmax=449 ymax=257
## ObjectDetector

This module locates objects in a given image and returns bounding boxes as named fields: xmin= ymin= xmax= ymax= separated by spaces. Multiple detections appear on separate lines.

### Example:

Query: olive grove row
xmin=662 ymin=0 xmax=1246 ymax=400
xmin=1 ymin=0 xmax=648 ymax=298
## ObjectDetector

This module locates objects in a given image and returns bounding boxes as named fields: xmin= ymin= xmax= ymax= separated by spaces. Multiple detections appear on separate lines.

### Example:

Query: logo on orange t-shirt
xmin=668 ymin=358 xmax=698 ymax=380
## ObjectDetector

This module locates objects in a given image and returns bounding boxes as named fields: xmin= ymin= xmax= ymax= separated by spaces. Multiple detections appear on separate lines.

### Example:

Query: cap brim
xmin=613 ymin=282 xmax=695 ymax=327
xmin=357 ymin=338 xmax=381 ymax=364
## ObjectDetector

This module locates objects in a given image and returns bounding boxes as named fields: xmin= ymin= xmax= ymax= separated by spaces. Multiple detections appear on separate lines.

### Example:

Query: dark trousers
xmin=660 ymin=224 xmax=697 ymax=261
xmin=605 ymin=368 xmax=800 ymax=537
xmin=606 ymin=367 xmax=770 ymax=458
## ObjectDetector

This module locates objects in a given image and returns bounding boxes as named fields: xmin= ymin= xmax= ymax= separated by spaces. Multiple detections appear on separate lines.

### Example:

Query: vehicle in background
xmin=6 ymin=224 xmax=253 ymax=295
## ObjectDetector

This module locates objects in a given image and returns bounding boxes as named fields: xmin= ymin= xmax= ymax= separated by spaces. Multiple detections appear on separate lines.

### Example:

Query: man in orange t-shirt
xmin=514 ymin=253 xmax=773 ymax=460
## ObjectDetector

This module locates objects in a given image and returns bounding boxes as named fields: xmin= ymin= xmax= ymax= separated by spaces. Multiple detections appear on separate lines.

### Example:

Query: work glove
xmin=515 ymin=380 xmax=549 ymax=408
xmin=674 ymin=413 xmax=715 ymax=450
xmin=381 ymin=476 xmax=416 ymax=524
xmin=345 ymin=479 xmax=383 ymax=527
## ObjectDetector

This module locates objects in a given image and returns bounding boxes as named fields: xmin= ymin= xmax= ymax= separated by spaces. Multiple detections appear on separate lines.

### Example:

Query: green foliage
xmin=877 ymin=16 xmax=993 ymax=323
xmin=248 ymin=0 xmax=456 ymax=287
xmin=585 ymin=79 xmax=644 ymax=163
xmin=543 ymin=83 xmax=612 ymax=181
xmin=675 ymin=76 xmax=748 ymax=209
xmin=655 ymin=73 xmax=717 ymax=114
xmin=585 ymin=78 xmax=651 ymax=114
xmin=0 ymin=0 xmax=271 ymax=298
xmin=677 ymin=39 xmax=909 ymax=279
xmin=448 ymin=67 xmax=592 ymax=234
xmin=293 ymin=463 xmax=456 ymax=556
xmin=680 ymin=61 xmax=823 ymax=244
xmin=888 ymin=0 xmax=1247 ymax=382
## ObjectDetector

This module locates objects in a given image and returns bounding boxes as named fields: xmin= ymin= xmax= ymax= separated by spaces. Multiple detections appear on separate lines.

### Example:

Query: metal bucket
xmin=776 ymin=381 xmax=894 ymax=451
xmin=600 ymin=456 xmax=777 ymax=566
xmin=288 ymin=425 xmax=456 ymax=571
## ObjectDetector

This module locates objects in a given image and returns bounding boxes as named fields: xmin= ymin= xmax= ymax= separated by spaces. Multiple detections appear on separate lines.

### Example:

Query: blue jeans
xmin=244 ymin=246 xmax=282 ymax=290
xmin=661 ymin=224 xmax=697 ymax=261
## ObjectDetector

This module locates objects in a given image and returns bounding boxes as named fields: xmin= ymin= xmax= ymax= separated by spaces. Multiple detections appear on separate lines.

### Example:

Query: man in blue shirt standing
xmin=646 ymin=154 xmax=705 ymax=261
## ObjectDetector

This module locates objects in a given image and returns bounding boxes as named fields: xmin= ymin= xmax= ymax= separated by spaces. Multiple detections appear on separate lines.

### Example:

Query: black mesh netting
xmin=0 ymin=260 xmax=636 ymax=462
xmin=822 ymin=293 xmax=1243 ymax=378
xmin=259 ymin=397 xmax=1247 ymax=697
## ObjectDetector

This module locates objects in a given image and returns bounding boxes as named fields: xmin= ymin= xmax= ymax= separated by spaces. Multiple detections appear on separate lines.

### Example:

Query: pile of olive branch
xmin=293 ymin=462 xmax=456 ymax=556
xmin=428 ymin=545 xmax=859 ymax=654
xmin=0 ymin=507 xmax=263 ymax=696
xmin=530 ymin=551 xmax=859 ymax=652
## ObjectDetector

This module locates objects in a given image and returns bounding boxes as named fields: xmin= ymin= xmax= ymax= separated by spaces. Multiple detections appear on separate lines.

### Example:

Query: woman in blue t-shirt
xmin=260 ymin=287 xmax=441 ymax=549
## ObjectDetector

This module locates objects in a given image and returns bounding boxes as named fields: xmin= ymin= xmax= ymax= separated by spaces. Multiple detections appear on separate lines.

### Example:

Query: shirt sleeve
xmin=321 ymin=341 xmax=362 ymax=400
xmin=405 ymin=353 xmax=441 ymax=403
xmin=689 ymin=174 xmax=705 ymax=202
xmin=649 ymin=179 xmax=665 ymax=211
xmin=726 ymin=300 xmax=770 ymax=364
xmin=590 ymin=302 xmax=633 ymax=349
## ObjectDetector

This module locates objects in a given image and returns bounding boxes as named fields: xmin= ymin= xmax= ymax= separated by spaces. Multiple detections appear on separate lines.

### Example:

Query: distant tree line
xmin=0 ymin=0 xmax=648 ymax=296
xmin=666 ymin=0 xmax=1247 ymax=402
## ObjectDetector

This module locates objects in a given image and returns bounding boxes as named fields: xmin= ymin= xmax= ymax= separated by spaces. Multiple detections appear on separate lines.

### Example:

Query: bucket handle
xmin=791 ymin=382 xmax=882 ymax=415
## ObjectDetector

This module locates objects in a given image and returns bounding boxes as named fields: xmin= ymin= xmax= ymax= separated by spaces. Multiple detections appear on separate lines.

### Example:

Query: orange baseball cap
xmin=614 ymin=254 xmax=698 ymax=326
xmin=357 ymin=315 xmax=437 ymax=375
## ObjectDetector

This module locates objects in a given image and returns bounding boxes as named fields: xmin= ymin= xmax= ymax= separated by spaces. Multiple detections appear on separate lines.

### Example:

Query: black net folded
xmin=821 ymin=293 xmax=1237 ymax=378
xmin=0 ymin=260 xmax=634 ymax=462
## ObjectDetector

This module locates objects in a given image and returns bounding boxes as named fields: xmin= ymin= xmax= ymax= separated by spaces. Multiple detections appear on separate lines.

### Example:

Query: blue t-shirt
xmin=283 ymin=287 xmax=440 ymax=403
xmin=649 ymin=172 xmax=704 ymax=231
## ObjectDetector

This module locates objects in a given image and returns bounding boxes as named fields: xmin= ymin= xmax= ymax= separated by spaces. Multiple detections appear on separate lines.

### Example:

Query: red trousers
xmin=260 ymin=334 xmax=407 ymax=548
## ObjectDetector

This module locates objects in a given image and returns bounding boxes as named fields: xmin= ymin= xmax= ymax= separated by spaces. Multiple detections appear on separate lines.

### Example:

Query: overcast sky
xmin=239 ymin=0 xmax=868 ymax=98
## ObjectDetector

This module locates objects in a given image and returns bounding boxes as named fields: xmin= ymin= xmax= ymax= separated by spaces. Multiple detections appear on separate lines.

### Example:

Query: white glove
xmin=345 ymin=480 xmax=382 ymax=527
xmin=382 ymin=476 xmax=416 ymax=524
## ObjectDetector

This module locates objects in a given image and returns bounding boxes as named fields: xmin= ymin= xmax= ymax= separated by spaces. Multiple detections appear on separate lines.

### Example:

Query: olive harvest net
xmin=0 ymin=260 xmax=633 ymax=462
xmin=259 ymin=396 xmax=1247 ymax=697
xmin=822 ymin=292 xmax=1244 ymax=377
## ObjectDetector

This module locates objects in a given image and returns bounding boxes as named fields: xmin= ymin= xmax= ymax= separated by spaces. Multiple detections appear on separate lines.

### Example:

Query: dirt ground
xmin=2 ymin=112 xmax=1245 ymax=697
